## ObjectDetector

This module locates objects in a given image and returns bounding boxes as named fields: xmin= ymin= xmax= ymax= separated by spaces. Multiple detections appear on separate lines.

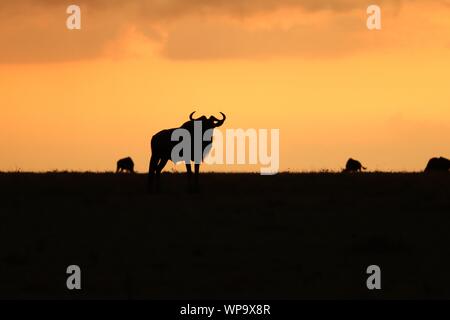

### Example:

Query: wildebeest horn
xmin=210 ymin=112 xmax=226 ymax=121
xmin=213 ymin=112 xmax=226 ymax=127
xmin=189 ymin=111 xmax=201 ymax=121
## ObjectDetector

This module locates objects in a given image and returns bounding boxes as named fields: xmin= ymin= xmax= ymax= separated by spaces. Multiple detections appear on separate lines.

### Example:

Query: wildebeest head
xmin=188 ymin=111 xmax=226 ymax=130
xmin=175 ymin=111 xmax=227 ymax=162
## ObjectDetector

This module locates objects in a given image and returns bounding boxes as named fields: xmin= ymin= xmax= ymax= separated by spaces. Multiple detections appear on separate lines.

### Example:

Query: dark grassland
xmin=0 ymin=172 xmax=449 ymax=299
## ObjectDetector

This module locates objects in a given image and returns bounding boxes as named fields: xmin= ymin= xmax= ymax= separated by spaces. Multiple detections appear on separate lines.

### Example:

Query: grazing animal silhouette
xmin=343 ymin=158 xmax=366 ymax=172
xmin=424 ymin=157 xmax=450 ymax=172
xmin=116 ymin=157 xmax=134 ymax=173
xmin=148 ymin=111 xmax=226 ymax=191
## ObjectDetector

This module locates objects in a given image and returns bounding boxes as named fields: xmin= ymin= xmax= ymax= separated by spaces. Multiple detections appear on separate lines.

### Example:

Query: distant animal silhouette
xmin=343 ymin=158 xmax=366 ymax=172
xmin=424 ymin=157 xmax=450 ymax=172
xmin=148 ymin=111 xmax=226 ymax=191
xmin=116 ymin=157 xmax=134 ymax=173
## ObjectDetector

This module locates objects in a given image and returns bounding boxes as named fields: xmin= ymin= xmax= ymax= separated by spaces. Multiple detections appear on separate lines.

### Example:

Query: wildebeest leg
xmin=194 ymin=163 xmax=200 ymax=189
xmin=155 ymin=158 xmax=168 ymax=191
xmin=185 ymin=162 xmax=192 ymax=174
xmin=148 ymin=155 xmax=159 ymax=192
xmin=186 ymin=162 xmax=193 ymax=190
xmin=156 ymin=158 xmax=168 ymax=174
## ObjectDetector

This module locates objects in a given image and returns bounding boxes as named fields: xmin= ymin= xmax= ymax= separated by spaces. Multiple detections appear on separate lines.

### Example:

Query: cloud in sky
xmin=0 ymin=0 xmax=448 ymax=63
xmin=0 ymin=0 xmax=394 ymax=17
xmin=163 ymin=14 xmax=370 ymax=60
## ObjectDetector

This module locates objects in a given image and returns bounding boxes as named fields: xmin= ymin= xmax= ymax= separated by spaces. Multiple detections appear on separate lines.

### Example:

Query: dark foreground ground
xmin=0 ymin=172 xmax=449 ymax=299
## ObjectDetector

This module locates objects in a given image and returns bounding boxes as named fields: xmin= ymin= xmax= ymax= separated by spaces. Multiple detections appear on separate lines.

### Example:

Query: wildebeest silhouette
xmin=116 ymin=157 xmax=134 ymax=173
xmin=343 ymin=158 xmax=366 ymax=172
xmin=148 ymin=111 xmax=226 ymax=191
xmin=424 ymin=157 xmax=450 ymax=172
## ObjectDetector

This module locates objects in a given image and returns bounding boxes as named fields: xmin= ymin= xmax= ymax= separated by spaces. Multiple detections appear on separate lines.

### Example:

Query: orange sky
xmin=1 ymin=0 xmax=449 ymax=172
